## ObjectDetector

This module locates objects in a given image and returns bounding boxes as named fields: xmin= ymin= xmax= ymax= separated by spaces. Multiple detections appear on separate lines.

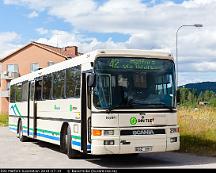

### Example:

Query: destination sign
xmin=95 ymin=58 xmax=166 ymax=70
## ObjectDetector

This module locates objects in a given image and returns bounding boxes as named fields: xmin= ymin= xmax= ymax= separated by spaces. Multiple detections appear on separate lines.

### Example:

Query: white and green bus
xmin=9 ymin=49 xmax=180 ymax=158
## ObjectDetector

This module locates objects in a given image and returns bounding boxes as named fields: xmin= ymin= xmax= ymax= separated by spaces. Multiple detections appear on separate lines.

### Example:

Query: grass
xmin=178 ymin=106 xmax=216 ymax=156
xmin=0 ymin=114 xmax=8 ymax=127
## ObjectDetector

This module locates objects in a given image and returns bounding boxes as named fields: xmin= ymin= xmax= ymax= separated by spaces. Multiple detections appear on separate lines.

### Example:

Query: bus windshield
xmin=93 ymin=57 xmax=176 ymax=110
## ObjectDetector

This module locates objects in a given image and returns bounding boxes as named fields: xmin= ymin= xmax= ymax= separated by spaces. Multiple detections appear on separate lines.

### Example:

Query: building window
xmin=31 ymin=63 xmax=39 ymax=72
xmin=48 ymin=61 xmax=55 ymax=66
xmin=7 ymin=64 xmax=18 ymax=73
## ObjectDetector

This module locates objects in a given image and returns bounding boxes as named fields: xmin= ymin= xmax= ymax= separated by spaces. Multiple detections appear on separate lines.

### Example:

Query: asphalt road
xmin=1 ymin=127 xmax=216 ymax=169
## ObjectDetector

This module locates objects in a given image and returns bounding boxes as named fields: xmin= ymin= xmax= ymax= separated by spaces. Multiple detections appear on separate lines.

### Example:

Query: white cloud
xmin=35 ymin=30 xmax=126 ymax=53
xmin=28 ymin=11 xmax=39 ymax=18
xmin=0 ymin=32 xmax=22 ymax=59
xmin=36 ymin=27 xmax=49 ymax=35
xmin=3 ymin=0 xmax=216 ymax=84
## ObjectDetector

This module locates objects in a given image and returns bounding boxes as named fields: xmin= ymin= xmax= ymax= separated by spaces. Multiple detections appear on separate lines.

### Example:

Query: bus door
xmin=81 ymin=73 xmax=92 ymax=154
xmin=29 ymin=81 xmax=35 ymax=138
xmin=29 ymin=80 xmax=39 ymax=138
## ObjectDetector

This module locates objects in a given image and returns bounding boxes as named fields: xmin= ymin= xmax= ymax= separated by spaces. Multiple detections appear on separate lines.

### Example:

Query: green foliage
xmin=177 ymin=88 xmax=216 ymax=107
xmin=0 ymin=114 xmax=8 ymax=126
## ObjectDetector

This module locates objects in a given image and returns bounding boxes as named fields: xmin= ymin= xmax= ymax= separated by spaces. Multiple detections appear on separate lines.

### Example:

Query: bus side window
xmin=10 ymin=85 xmax=16 ymax=103
xmin=35 ymin=79 xmax=42 ymax=101
xmin=43 ymin=74 xmax=52 ymax=100
xmin=30 ymin=82 xmax=34 ymax=101
xmin=16 ymin=84 xmax=22 ymax=102
xmin=21 ymin=81 xmax=29 ymax=102
xmin=66 ymin=65 xmax=81 ymax=98
xmin=53 ymin=70 xmax=65 ymax=99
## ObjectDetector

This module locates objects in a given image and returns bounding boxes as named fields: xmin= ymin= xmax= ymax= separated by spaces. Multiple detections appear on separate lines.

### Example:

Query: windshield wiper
xmin=106 ymin=104 xmax=134 ymax=112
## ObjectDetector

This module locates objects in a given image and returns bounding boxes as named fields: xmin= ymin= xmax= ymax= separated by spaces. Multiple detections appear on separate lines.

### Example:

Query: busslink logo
xmin=130 ymin=116 xmax=154 ymax=125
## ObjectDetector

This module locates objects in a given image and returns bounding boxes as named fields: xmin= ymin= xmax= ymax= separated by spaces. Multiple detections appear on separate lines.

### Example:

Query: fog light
xmin=104 ymin=130 xmax=114 ymax=135
xmin=170 ymin=137 xmax=177 ymax=143
xmin=104 ymin=140 xmax=115 ymax=145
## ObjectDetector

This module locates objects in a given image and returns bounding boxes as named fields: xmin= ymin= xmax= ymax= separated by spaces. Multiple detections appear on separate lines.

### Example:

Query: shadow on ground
xmin=32 ymin=139 xmax=216 ymax=168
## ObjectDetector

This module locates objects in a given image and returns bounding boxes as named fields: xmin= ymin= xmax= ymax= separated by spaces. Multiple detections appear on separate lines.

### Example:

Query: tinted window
xmin=30 ymin=82 xmax=35 ymax=101
xmin=35 ymin=79 xmax=42 ymax=101
xmin=53 ymin=70 xmax=65 ymax=99
xmin=22 ymin=81 xmax=29 ymax=101
xmin=10 ymin=85 xmax=16 ymax=103
xmin=16 ymin=84 xmax=22 ymax=102
xmin=43 ymin=74 xmax=52 ymax=100
xmin=66 ymin=66 xmax=81 ymax=98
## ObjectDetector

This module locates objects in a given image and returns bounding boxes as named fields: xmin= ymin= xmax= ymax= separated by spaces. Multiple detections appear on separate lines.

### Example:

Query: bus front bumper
xmin=90 ymin=126 xmax=180 ymax=155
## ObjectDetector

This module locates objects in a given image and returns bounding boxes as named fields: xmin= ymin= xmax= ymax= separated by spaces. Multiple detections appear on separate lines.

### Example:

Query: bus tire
xmin=18 ymin=120 xmax=28 ymax=142
xmin=66 ymin=126 xmax=72 ymax=159
xmin=60 ymin=125 xmax=67 ymax=154
xmin=66 ymin=126 xmax=81 ymax=159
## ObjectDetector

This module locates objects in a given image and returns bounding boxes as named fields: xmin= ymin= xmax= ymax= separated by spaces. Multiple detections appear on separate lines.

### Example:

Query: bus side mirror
xmin=87 ymin=74 xmax=96 ymax=87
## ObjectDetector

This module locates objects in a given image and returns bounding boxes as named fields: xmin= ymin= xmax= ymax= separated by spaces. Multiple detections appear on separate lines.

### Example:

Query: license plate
xmin=135 ymin=146 xmax=152 ymax=152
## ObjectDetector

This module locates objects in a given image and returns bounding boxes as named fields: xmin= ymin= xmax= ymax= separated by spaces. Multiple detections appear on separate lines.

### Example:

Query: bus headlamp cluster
xmin=170 ymin=128 xmax=179 ymax=133
xmin=92 ymin=129 xmax=114 ymax=136
xmin=104 ymin=130 xmax=114 ymax=136
xmin=104 ymin=140 xmax=114 ymax=145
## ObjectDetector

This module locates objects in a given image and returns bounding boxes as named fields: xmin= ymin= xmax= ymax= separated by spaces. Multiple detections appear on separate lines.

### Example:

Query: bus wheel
xmin=18 ymin=121 xmax=28 ymax=142
xmin=60 ymin=126 xmax=67 ymax=154
xmin=66 ymin=126 xmax=73 ymax=159
xmin=66 ymin=126 xmax=81 ymax=159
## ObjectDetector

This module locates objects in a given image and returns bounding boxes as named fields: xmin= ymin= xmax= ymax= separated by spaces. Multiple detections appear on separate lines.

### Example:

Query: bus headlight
xmin=104 ymin=140 xmax=115 ymax=145
xmin=104 ymin=130 xmax=114 ymax=136
xmin=170 ymin=128 xmax=179 ymax=133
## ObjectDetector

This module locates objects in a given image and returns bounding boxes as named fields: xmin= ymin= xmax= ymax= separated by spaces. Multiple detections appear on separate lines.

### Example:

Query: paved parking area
xmin=1 ymin=127 xmax=216 ymax=169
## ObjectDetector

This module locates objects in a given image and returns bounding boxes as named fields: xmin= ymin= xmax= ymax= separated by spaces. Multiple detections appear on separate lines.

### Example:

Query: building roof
xmin=0 ymin=41 xmax=78 ymax=62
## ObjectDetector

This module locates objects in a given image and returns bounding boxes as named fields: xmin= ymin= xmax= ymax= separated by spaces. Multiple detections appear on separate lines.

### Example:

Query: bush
xmin=0 ymin=114 xmax=8 ymax=126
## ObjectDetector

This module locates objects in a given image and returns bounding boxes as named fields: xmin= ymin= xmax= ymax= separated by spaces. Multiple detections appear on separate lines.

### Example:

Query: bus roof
xmin=10 ymin=49 xmax=173 ymax=85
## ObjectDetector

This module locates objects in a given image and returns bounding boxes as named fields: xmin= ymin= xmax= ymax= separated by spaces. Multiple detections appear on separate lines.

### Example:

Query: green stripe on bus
xmin=23 ymin=126 xmax=60 ymax=135
xmin=72 ymin=135 xmax=81 ymax=140
xmin=9 ymin=124 xmax=81 ymax=140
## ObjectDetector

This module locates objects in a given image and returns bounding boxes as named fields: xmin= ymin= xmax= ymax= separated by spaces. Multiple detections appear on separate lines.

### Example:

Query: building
xmin=0 ymin=41 xmax=78 ymax=114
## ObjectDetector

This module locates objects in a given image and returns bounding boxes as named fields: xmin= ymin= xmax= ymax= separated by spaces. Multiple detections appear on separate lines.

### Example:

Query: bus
xmin=9 ymin=49 xmax=180 ymax=158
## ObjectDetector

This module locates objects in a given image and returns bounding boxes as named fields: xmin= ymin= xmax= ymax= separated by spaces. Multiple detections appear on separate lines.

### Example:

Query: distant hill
xmin=179 ymin=82 xmax=216 ymax=93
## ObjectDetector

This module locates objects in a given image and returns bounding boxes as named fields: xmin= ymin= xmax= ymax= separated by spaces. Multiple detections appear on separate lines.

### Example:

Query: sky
xmin=0 ymin=0 xmax=216 ymax=86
